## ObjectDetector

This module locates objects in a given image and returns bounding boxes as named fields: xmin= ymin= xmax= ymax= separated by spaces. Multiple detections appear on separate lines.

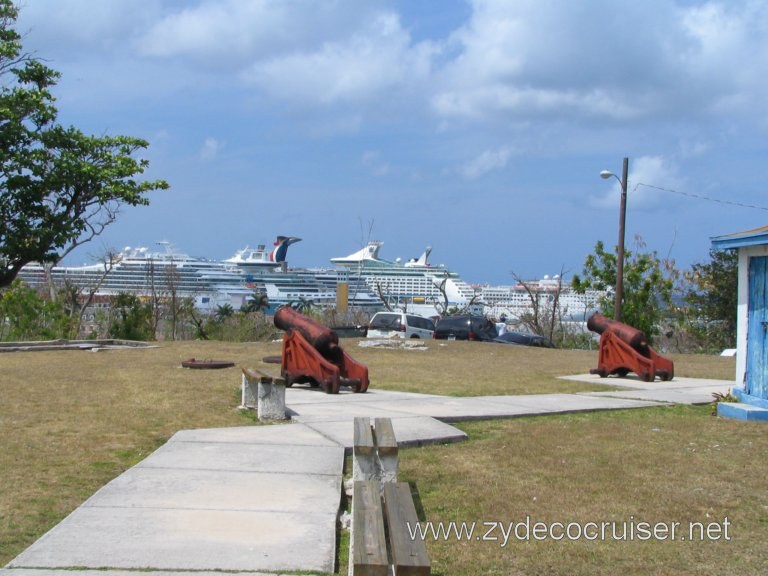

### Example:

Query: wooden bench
xmin=350 ymin=417 xmax=430 ymax=576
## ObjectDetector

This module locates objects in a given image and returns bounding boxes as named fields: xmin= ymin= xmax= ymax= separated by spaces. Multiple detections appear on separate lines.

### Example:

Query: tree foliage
xmin=572 ymin=238 xmax=673 ymax=342
xmin=108 ymin=293 xmax=154 ymax=341
xmin=681 ymin=249 xmax=738 ymax=352
xmin=0 ymin=1 xmax=169 ymax=287
xmin=0 ymin=279 xmax=69 ymax=340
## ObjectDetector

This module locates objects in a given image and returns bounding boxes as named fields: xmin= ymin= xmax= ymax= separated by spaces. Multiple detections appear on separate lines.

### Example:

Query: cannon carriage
xmin=587 ymin=312 xmax=674 ymax=382
xmin=274 ymin=306 xmax=369 ymax=394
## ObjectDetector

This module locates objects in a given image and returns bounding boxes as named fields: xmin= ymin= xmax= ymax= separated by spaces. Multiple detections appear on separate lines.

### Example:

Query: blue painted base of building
xmin=732 ymin=388 xmax=768 ymax=408
xmin=717 ymin=402 xmax=768 ymax=421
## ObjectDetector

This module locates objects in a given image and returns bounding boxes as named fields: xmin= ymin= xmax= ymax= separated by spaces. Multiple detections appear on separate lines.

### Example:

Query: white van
xmin=366 ymin=312 xmax=435 ymax=339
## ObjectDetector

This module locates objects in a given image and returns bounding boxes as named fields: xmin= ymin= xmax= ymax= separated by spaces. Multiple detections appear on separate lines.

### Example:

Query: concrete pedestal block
xmin=257 ymin=380 xmax=287 ymax=421
xmin=241 ymin=373 xmax=258 ymax=409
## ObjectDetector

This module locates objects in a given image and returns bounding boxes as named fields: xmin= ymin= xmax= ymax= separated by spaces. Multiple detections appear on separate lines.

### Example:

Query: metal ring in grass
xmin=181 ymin=358 xmax=236 ymax=369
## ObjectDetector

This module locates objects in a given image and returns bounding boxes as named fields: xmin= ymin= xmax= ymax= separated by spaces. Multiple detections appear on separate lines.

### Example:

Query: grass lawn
xmin=0 ymin=338 xmax=747 ymax=573
xmin=401 ymin=406 xmax=768 ymax=576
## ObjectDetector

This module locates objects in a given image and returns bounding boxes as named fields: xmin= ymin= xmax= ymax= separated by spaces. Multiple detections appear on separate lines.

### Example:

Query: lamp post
xmin=600 ymin=157 xmax=629 ymax=322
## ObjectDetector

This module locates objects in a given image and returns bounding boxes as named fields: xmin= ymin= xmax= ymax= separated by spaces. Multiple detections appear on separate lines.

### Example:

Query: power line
xmin=634 ymin=182 xmax=768 ymax=212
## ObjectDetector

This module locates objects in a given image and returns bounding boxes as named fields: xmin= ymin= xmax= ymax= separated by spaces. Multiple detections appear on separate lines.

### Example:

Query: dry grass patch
xmin=400 ymin=406 xmax=768 ymax=576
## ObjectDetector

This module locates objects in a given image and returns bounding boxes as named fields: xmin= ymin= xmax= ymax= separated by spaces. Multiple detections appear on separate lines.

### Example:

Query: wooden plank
xmin=352 ymin=480 xmax=388 ymax=576
xmin=242 ymin=367 xmax=261 ymax=381
xmin=373 ymin=417 xmax=399 ymax=456
xmin=384 ymin=482 xmax=431 ymax=576
xmin=354 ymin=416 xmax=375 ymax=455
xmin=242 ymin=366 xmax=283 ymax=384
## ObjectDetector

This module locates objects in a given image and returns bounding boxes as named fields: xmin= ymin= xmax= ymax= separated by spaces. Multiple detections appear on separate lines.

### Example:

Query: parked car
xmin=366 ymin=312 xmax=435 ymax=339
xmin=493 ymin=331 xmax=556 ymax=348
xmin=433 ymin=315 xmax=498 ymax=341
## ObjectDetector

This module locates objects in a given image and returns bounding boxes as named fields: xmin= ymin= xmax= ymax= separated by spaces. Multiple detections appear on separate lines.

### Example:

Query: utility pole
xmin=600 ymin=157 xmax=629 ymax=322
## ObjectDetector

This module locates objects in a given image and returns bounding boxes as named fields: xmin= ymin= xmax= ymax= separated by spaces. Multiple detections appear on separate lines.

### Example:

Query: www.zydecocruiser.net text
xmin=408 ymin=516 xmax=731 ymax=547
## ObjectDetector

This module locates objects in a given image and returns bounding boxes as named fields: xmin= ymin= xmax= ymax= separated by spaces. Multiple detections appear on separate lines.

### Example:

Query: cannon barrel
xmin=274 ymin=306 xmax=341 ymax=361
xmin=587 ymin=312 xmax=648 ymax=354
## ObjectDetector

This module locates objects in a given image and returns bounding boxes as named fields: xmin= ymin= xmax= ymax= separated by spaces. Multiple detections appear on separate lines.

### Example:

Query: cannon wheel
xmin=320 ymin=379 xmax=340 ymax=394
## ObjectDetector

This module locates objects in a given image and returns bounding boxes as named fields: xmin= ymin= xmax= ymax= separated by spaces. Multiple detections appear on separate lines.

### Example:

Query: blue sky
xmin=17 ymin=0 xmax=768 ymax=285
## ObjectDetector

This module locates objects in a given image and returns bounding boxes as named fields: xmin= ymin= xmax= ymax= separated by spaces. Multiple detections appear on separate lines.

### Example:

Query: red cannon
xmin=587 ymin=312 xmax=674 ymax=382
xmin=274 ymin=306 xmax=369 ymax=394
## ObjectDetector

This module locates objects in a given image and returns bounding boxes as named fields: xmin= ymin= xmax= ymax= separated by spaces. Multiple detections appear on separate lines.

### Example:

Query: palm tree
xmin=292 ymin=297 xmax=315 ymax=315
xmin=215 ymin=303 xmax=235 ymax=322
xmin=242 ymin=291 xmax=270 ymax=314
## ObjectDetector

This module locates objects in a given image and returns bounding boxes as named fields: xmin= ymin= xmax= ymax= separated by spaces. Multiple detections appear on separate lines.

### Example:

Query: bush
xmin=0 ymin=280 xmax=70 ymax=340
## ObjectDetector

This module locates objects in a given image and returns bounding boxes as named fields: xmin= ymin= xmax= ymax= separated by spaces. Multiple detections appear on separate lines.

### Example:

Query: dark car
xmin=493 ymin=331 xmax=556 ymax=348
xmin=433 ymin=315 xmax=498 ymax=341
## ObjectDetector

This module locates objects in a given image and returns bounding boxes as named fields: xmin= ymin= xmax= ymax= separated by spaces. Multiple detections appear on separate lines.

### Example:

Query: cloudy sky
xmin=17 ymin=0 xmax=768 ymax=284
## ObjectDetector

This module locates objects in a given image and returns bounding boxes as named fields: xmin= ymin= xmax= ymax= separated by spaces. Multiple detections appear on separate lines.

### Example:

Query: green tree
xmin=241 ymin=291 xmax=270 ymax=314
xmin=108 ymin=293 xmax=154 ymax=341
xmin=215 ymin=303 xmax=235 ymax=322
xmin=291 ymin=296 xmax=315 ymax=315
xmin=572 ymin=237 xmax=674 ymax=342
xmin=0 ymin=1 xmax=169 ymax=288
xmin=0 ymin=279 xmax=69 ymax=340
xmin=682 ymin=249 xmax=738 ymax=352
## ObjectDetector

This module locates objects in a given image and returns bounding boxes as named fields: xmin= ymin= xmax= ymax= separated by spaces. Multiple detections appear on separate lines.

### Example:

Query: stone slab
xmin=311 ymin=393 xmax=665 ymax=422
xmin=303 ymin=415 xmax=468 ymax=449
xmin=583 ymin=386 xmax=726 ymax=405
xmin=8 ymin=507 xmax=336 ymax=573
xmin=285 ymin=387 xmax=443 ymax=405
xmin=474 ymin=393 xmax=666 ymax=412
xmin=0 ymin=568 xmax=288 ymax=576
xmin=169 ymin=422 xmax=340 ymax=446
xmin=560 ymin=373 xmax=735 ymax=390
xmin=137 ymin=440 xmax=343 ymax=476
xmin=82 ymin=466 xmax=341 ymax=513
xmin=287 ymin=401 xmax=417 ymax=423
xmin=349 ymin=396 xmax=548 ymax=420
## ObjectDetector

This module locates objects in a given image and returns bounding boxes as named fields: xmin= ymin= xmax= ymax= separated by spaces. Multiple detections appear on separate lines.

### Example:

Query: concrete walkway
xmin=2 ymin=375 xmax=733 ymax=576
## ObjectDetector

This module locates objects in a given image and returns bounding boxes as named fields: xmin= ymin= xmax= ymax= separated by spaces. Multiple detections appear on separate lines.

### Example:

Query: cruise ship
xmin=224 ymin=236 xmax=302 ymax=272
xmin=476 ymin=276 xmax=604 ymax=321
xmin=18 ymin=238 xmax=382 ymax=313
xmin=18 ymin=243 xmax=254 ymax=311
xmin=222 ymin=237 xmax=380 ymax=310
xmin=330 ymin=241 xmax=478 ymax=315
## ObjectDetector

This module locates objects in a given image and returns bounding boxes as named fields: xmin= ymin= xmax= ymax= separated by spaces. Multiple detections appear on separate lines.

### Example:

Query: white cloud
xmin=241 ymin=12 xmax=435 ymax=106
xmin=24 ymin=0 xmax=768 ymax=129
xmin=679 ymin=139 xmax=711 ymax=158
xmin=199 ymin=137 xmax=222 ymax=161
xmin=590 ymin=156 xmax=685 ymax=210
xmin=431 ymin=0 xmax=768 ymax=124
xmin=461 ymin=147 xmax=512 ymax=180
xmin=362 ymin=151 xmax=390 ymax=176
xmin=140 ymin=0 xmax=290 ymax=64
xmin=18 ymin=0 xmax=152 ymax=54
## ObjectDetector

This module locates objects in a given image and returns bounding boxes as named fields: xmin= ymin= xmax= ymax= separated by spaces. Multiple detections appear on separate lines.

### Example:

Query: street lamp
xmin=600 ymin=157 xmax=629 ymax=322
